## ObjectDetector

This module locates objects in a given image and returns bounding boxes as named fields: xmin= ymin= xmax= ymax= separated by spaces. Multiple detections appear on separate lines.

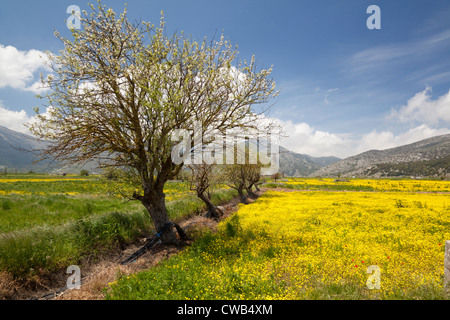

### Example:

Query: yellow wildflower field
xmin=229 ymin=190 xmax=450 ymax=298
xmin=107 ymin=181 xmax=450 ymax=300
xmin=281 ymin=177 xmax=450 ymax=192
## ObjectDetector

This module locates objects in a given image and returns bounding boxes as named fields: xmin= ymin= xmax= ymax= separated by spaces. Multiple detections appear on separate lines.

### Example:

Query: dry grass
xmin=0 ymin=271 xmax=17 ymax=300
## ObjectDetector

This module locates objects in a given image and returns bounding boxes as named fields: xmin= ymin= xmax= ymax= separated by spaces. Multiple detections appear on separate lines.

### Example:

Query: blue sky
xmin=1 ymin=0 xmax=450 ymax=157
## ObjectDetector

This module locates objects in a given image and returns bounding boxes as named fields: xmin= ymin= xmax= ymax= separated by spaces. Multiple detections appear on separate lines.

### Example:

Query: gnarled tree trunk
xmin=236 ymin=183 xmax=247 ymax=203
xmin=138 ymin=186 xmax=178 ymax=244
xmin=245 ymin=184 xmax=257 ymax=199
xmin=198 ymin=192 xmax=220 ymax=219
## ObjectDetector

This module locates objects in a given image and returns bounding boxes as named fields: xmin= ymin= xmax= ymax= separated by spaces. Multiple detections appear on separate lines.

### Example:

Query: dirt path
xmin=15 ymin=193 xmax=255 ymax=300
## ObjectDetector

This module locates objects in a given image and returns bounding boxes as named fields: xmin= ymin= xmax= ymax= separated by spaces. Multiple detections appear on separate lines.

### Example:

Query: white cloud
xmin=0 ymin=44 xmax=49 ymax=93
xmin=272 ymin=118 xmax=350 ymax=158
xmin=0 ymin=103 xmax=57 ymax=135
xmin=271 ymin=116 xmax=449 ymax=159
xmin=389 ymin=86 xmax=450 ymax=125
xmin=350 ymin=30 xmax=450 ymax=69
xmin=355 ymin=125 xmax=450 ymax=154
xmin=346 ymin=29 xmax=450 ymax=85
xmin=1 ymin=105 xmax=448 ymax=159
xmin=0 ymin=104 xmax=33 ymax=134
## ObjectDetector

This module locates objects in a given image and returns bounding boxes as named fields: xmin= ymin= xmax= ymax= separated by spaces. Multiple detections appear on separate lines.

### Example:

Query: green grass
xmin=0 ymin=178 xmax=106 ymax=195
xmin=0 ymin=175 xmax=238 ymax=280
xmin=166 ymin=188 xmax=238 ymax=220
xmin=0 ymin=193 xmax=143 ymax=233
xmin=0 ymin=211 xmax=152 ymax=279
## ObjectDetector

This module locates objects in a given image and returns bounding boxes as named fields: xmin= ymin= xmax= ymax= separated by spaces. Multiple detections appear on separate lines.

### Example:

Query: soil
xmin=3 ymin=191 xmax=263 ymax=300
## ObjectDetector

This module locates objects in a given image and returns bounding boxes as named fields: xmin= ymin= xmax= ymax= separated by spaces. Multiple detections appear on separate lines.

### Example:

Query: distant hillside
xmin=311 ymin=134 xmax=450 ymax=178
xmin=365 ymin=155 xmax=450 ymax=177
xmin=0 ymin=125 xmax=51 ymax=172
xmin=0 ymin=125 xmax=98 ymax=174
xmin=0 ymin=125 xmax=342 ymax=176
xmin=279 ymin=146 xmax=340 ymax=177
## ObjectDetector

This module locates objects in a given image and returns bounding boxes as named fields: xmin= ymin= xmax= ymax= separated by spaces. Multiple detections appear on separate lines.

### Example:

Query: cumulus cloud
xmin=0 ymin=44 xmax=49 ymax=93
xmin=355 ymin=125 xmax=450 ymax=154
xmin=0 ymin=104 xmax=33 ymax=133
xmin=270 ymin=117 xmax=449 ymax=159
xmin=270 ymin=118 xmax=350 ymax=158
xmin=0 ymin=103 xmax=57 ymax=135
xmin=389 ymin=86 xmax=450 ymax=125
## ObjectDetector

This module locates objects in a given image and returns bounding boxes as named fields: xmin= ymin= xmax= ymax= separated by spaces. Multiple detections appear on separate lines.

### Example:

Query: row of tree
xmin=186 ymin=161 xmax=264 ymax=219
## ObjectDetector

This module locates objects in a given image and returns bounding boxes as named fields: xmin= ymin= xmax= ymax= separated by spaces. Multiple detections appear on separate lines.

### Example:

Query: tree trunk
xmin=246 ymin=185 xmax=257 ymax=199
xmin=198 ymin=192 xmax=220 ymax=219
xmin=237 ymin=184 xmax=247 ymax=204
xmin=141 ymin=189 xmax=178 ymax=244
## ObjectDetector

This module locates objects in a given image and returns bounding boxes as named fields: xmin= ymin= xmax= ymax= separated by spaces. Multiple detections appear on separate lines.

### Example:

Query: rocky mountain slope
xmin=278 ymin=146 xmax=340 ymax=176
xmin=311 ymin=134 xmax=450 ymax=178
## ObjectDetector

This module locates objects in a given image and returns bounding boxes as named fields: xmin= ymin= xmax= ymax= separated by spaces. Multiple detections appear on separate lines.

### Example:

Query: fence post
xmin=445 ymin=241 xmax=450 ymax=288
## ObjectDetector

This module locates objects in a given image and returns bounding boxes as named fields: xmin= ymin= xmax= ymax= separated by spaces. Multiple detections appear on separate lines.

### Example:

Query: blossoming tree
xmin=29 ymin=1 xmax=277 ymax=244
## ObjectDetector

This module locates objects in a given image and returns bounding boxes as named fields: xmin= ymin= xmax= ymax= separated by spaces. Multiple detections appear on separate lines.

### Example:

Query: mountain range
xmin=278 ymin=146 xmax=340 ymax=176
xmin=0 ymin=125 xmax=448 ymax=178
xmin=0 ymin=125 xmax=49 ymax=172
xmin=312 ymin=133 xmax=450 ymax=178
xmin=0 ymin=125 xmax=96 ymax=174
xmin=0 ymin=125 xmax=341 ymax=175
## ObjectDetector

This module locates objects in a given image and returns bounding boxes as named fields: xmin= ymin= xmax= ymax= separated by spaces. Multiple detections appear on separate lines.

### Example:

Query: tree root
xmin=120 ymin=222 xmax=187 ymax=265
